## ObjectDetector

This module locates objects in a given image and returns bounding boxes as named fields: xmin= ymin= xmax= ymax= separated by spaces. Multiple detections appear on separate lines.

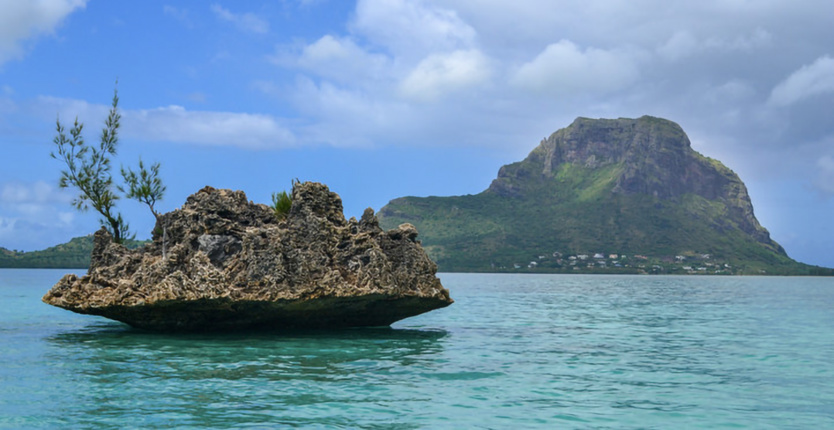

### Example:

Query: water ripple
xmin=2 ymin=271 xmax=833 ymax=428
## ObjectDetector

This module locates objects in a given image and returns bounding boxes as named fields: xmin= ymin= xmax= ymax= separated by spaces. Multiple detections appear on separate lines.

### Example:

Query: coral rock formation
xmin=43 ymin=182 xmax=452 ymax=331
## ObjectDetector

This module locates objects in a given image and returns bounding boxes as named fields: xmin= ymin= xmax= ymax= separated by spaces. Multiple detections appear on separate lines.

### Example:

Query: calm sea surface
xmin=1 ymin=269 xmax=833 ymax=429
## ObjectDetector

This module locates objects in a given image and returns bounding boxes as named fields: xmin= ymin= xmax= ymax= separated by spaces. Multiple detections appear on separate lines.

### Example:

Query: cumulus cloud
xmin=124 ymin=105 xmax=294 ymax=149
xmin=1 ymin=180 xmax=66 ymax=206
xmin=210 ymin=3 xmax=269 ymax=34
xmin=351 ymin=0 xmax=476 ymax=57
xmin=290 ymin=76 xmax=414 ymax=147
xmin=768 ymin=56 xmax=834 ymax=107
xmin=0 ymin=180 xmax=79 ymax=251
xmin=0 ymin=0 xmax=86 ymax=66
xmin=34 ymin=96 xmax=295 ymax=149
xmin=279 ymin=35 xmax=393 ymax=84
xmin=511 ymin=40 xmax=641 ymax=97
xmin=400 ymin=49 xmax=491 ymax=101
xmin=0 ymin=181 xmax=73 ymax=236
xmin=35 ymin=95 xmax=107 ymax=123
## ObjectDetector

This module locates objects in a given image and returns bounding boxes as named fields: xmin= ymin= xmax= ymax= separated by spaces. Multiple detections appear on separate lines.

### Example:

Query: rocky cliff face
xmin=488 ymin=116 xmax=779 ymax=251
xmin=43 ymin=182 xmax=452 ymax=332
xmin=378 ymin=116 xmax=796 ymax=272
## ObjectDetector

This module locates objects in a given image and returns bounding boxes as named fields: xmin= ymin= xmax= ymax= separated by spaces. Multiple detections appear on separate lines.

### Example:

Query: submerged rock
xmin=43 ymin=182 xmax=453 ymax=332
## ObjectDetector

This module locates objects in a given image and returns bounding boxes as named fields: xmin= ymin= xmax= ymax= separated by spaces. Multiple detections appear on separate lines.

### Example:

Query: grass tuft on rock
xmin=271 ymin=190 xmax=293 ymax=220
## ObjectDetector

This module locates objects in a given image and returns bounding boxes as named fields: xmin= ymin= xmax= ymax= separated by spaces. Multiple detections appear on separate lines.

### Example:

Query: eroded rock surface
xmin=43 ymin=182 xmax=452 ymax=331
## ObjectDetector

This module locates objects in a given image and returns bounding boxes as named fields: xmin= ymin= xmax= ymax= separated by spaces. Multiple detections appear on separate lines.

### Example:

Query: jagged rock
xmin=43 ymin=182 xmax=453 ymax=332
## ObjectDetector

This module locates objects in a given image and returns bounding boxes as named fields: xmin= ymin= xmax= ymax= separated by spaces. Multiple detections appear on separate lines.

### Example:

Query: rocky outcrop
xmin=488 ymin=116 xmax=780 ymax=250
xmin=379 ymin=116 xmax=796 ymax=272
xmin=43 ymin=182 xmax=453 ymax=332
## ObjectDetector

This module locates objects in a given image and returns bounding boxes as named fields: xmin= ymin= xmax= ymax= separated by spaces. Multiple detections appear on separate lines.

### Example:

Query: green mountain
xmin=378 ymin=116 xmax=831 ymax=275
xmin=0 ymin=235 xmax=148 ymax=269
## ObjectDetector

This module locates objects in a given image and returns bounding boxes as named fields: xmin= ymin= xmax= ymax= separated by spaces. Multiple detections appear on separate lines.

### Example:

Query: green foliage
xmin=0 ymin=236 xmax=149 ymax=269
xmin=119 ymin=158 xmax=166 ymax=219
xmin=51 ymin=84 xmax=165 ymax=243
xmin=271 ymin=190 xmax=293 ymax=220
xmin=51 ymin=87 xmax=129 ymax=243
xmin=378 ymin=161 xmax=819 ymax=275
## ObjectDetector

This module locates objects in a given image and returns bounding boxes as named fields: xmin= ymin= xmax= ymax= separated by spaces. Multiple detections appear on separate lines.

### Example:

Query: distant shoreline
xmin=3 ymin=235 xmax=831 ymax=276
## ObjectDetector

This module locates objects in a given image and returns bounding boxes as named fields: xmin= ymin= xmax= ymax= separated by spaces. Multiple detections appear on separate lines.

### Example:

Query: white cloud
xmin=400 ymin=49 xmax=491 ymax=102
xmin=0 ymin=181 xmax=71 ymax=220
xmin=282 ymin=35 xmax=393 ymax=84
xmin=290 ymin=76 xmax=412 ymax=147
xmin=511 ymin=40 xmax=641 ymax=97
xmin=768 ymin=56 xmax=834 ymax=107
xmin=0 ymin=181 xmax=81 ymax=250
xmin=124 ymin=105 xmax=295 ymax=149
xmin=351 ymin=0 xmax=476 ymax=58
xmin=34 ymin=95 xmax=109 ymax=125
xmin=1 ymin=181 xmax=61 ymax=205
xmin=210 ymin=4 xmax=269 ymax=34
xmin=34 ymin=96 xmax=295 ymax=149
xmin=0 ymin=0 xmax=86 ymax=66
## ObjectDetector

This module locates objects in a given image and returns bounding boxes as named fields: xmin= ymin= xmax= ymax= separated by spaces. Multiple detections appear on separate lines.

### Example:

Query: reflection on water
xmin=45 ymin=324 xmax=448 ymax=428
xmin=48 ymin=323 xmax=448 ymax=374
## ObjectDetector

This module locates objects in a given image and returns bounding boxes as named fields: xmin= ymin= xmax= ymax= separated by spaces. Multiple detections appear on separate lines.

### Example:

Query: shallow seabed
xmin=2 ymin=269 xmax=833 ymax=429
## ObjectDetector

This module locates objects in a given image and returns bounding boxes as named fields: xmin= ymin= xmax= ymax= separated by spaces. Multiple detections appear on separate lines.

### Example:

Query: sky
xmin=0 ymin=0 xmax=832 ymax=267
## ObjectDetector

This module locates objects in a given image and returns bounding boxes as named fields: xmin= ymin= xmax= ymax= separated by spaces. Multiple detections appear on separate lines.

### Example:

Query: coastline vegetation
xmin=0 ymin=236 xmax=148 ymax=269
xmin=379 ymin=162 xmax=831 ymax=276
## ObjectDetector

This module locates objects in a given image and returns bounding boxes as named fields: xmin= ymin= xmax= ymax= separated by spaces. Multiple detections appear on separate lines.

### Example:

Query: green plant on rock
xmin=271 ymin=190 xmax=293 ymax=220
xmin=119 ymin=158 xmax=166 ymax=221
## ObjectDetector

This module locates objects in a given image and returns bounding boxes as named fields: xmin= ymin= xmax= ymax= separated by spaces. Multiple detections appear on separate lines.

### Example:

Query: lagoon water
xmin=1 ymin=269 xmax=833 ymax=429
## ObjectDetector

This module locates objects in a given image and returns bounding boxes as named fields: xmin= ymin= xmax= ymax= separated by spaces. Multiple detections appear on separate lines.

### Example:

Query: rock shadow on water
xmin=46 ymin=322 xmax=449 ymax=380
xmin=42 ymin=323 xmax=448 ymax=428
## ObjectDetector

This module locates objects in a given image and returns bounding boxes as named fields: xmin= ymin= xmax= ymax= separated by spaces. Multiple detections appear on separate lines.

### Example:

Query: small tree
xmin=119 ymin=159 xmax=166 ymax=221
xmin=51 ymin=85 xmax=165 ymax=244
xmin=120 ymin=158 xmax=167 ymax=258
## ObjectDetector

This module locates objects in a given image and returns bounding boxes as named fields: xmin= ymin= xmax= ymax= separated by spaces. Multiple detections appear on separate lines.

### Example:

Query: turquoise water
xmin=1 ymin=270 xmax=833 ymax=429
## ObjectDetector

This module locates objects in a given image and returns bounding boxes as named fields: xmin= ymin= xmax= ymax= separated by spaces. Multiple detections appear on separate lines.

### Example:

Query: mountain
xmin=378 ymin=116 xmax=829 ymax=275
xmin=0 ymin=235 xmax=148 ymax=269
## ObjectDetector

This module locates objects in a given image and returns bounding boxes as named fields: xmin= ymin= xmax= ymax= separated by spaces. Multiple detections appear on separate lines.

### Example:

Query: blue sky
xmin=0 ymin=0 xmax=832 ymax=268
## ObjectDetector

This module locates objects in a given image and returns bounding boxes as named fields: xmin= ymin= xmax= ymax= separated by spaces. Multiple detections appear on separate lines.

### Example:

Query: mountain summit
xmin=379 ymin=116 xmax=812 ymax=274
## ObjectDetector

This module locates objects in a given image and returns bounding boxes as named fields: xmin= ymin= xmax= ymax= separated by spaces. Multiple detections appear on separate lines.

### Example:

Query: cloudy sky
xmin=0 ymin=0 xmax=832 ymax=267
